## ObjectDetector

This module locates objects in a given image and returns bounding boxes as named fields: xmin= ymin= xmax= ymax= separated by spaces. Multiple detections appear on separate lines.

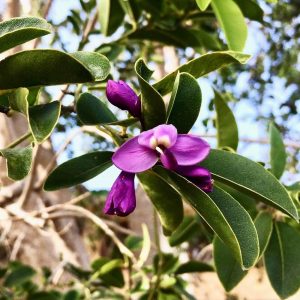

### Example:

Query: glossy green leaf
xmin=269 ymin=123 xmax=287 ymax=179
xmin=175 ymin=261 xmax=214 ymax=274
xmin=29 ymin=101 xmax=61 ymax=143
xmin=154 ymin=166 xmax=259 ymax=269
xmin=0 ymin=17 xmax=52 ymax=53
xmin=44 ymin=151 xmax=113 ymax=190
xmin=138 ymin=170 xmax=183 ymax=233
xmin=168 ymin=216 xmax=200 ymax=247
xmin=265 ymin=222 xmax=300 ymax=299
xmin=167 ymin=73 xmax=202 ymax=133
xmin=214 ymin=90 xmax=238 ymax=150
xmin=98 ymin=0 xmax=124 ymax=36
xmin=214 ymin=236 xmax=247 ymax=292
xmin=254 ymin=211 xmax=273 ymax=258
xmin=153 ymin=51 xmax=250 ymax=96
xmin=4 ymin=265 xmax=36 ymax=287
xmin=200 ymin=149 xmax=298 ymax=220
xmin=233 ymin=0 xmax=264 ymax=22
xmin=0 ymin=145 xmax=33 ymax=181
xmin=135 ymin=59 xmax=166 ymax=129
xmin=0 ymin=50 xmax=110 ymax=90
xmin=196 ymin=0 xmax=212 ymax=11
xmin=76 ymin=92 xmax=117 ymax=125
xmin=211 ymin=0 xmax=247 ymax=51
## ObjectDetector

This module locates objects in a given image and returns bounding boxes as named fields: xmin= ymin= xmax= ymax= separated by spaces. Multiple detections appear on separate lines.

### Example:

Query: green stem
xmin=101 ymin=125 xmax=124 ymax=147
xmin=6 ymin=132 xmax=32 ymax=149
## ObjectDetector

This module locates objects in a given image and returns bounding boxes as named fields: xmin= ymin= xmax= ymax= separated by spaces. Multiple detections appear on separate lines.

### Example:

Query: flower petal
xmin=154 ymin=124 xmax=177 ymax=148
xmin=103 ymin=171 xmax=136 ymax=216
xmin=138 ymin=128 xmax=155 ymax=149
xmin=169 ymin=135 xmax=210 ymax=165
xmin=176 ymin=165 xmax=213 ymax=193
xmin=160 ymin=148 xmax=178 ymax=170
xmin=113 ymin=136 xmax=158 ymax=172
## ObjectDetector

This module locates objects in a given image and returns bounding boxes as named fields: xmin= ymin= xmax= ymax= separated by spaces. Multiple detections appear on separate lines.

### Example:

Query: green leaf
xmin=44 ymin=151 xmax=113 ymax=190
xmin=269 ymin=122 xmax=287 ymax=179
xmin=154 ymin=167 xmax=259 ymax=269
xmin=118 ymin=0 xmax=137 ymax=28
xmin=135 ymin=59 xmax=166 ymax=129
xmin=0 ymin=17 xmax=52 ymax=53
xmin=168 ymin=216 xmax=200 ymax=247
xmin=0 ymin=145 xmax=33 ymax=181
xmin=200 ymin=149 xmax=298 ymax=221
xmin=4 ymin=265 xmax=36 ymax=287
xmin=265 ymin=222 xmax=300 ymax=299
xmin=76 ymin=92 xmax=117 ymax=125
xmin=138 ymin=170 xmax=183 ymax=233
xmin=233 ymin=0 xmax=264 ymax=22
xmin=196 ymin=0 xmax=212 ymax=11
xmin=0 ymin=50 xmax=110 ymax=90
xmin=214 ymin=90 xmax=238 ymax=150
xmin=153 ymin=51 xmax=250 ymax=96
xmin=254 ymin=211 xmax=273 ymax=258
xmin=125 ymin=236 xmax=143 ymax=251
xmin=167 ymin=73 xmax=202 ymax=133
xmin=9 ymin=88 xmax=61 ymax=143
xmin=175 ymin=261 xmax=214 ymax=274
xmin=63 ymin=290 xmax=81 ymax=300
xmin=28 ymin=101 xmax=61 ymax=143
xmin=98 ymin=0 xmax=124 ymax=36
xmin=214 ymin=236 xmax=247 ymax=292
xmin=211 ymin=0 xmax=247 ymax=51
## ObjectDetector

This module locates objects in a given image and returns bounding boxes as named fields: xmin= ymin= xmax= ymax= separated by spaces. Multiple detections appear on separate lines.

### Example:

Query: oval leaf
xmin=0 ymin=17 xmax=52 ymax=53
xmin=155 ymin=166 xmax=259 ymax=269
xmin=233 ymin=0 xmax=264 ymax=22
xmin=200 ymin=149 xmax=298 ymax=221
xmin=153 ymin=51 xmax=250 ymax=96
xmin=29 ymin=101 xmax=61 ymax=143
xmin=265 ymin=222 xmax=300 ymax=299
xmin=269 ymin=122 xmax=287 ymax=179
xmin=196 ymin=0 xmax=212 ymax=11
xmin=175 ymin=261 xmax=214 ymax=274
xmin=0 ymin=145 xmax=33 ymax=181
xmin=44 ymin=151 xmax=113 ymax=190
xmin=0 ymin=50 xmax=110 ymax=90
xmin=76 ymin=92 xmax=117 ymax=125
xmin=214 ymin=90 xmax=238 ymax=150
xmin=135 ymin=59 xmax=166 ymax=129
xmin=167 ymin=72 xmax=202 ymax=133
xmin=211 ymin=0 xmax=247 ymax=51
xmin=138 ymin=170 xmax=183 ymax=233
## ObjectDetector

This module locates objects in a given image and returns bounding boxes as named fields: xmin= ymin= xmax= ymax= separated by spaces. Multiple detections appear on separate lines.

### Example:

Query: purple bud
xmin=103 ymin=171 xmax=136 ymax=216
xmin=106 ymin=80 xmax=141 ymax=118
xmin=176 ymin=165 xmax=213 ymax=193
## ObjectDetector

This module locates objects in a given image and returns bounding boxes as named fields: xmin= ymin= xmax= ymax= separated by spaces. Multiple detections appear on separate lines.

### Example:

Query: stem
xmin=6 ymin=132 xmax=32 ymax=149
xmin=100 ymin=125 xmax=124 ymax=146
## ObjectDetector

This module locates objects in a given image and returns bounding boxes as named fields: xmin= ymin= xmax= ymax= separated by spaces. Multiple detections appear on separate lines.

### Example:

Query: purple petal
xmin=113 ymin=136 xmax=158 ymax=173
xmin=104 ymin=171 xmax=136 ymax=216
xmin=169 ymin=135 xmax=210 ymax=166
xmin=106 ymin=80 xmax=141 ymax=118
xmin=138 ymin=124 xmax=177 ymax=149
xmin=160 ymin=149 xmax=178 ymax=170
xmin=176 ymin=165 xmax=213 ymax=193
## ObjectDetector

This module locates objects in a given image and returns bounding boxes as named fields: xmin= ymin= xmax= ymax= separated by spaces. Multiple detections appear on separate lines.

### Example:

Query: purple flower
xmin=176 ymin=165 xmax=213 ymax=193
xmin=112 ymin=124 xmax=210 ymax=173
xmin=103 ymin=171 xmax=136 ymax=216
xmin=106 ymin=80 xmax=141 ymax=118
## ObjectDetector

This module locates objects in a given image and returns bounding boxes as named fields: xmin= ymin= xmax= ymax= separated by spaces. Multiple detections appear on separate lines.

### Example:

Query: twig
xmin=5 ymin=132 xmax=31 ymax=149
xmin=10 ymin=233 xmax=25 ymax=260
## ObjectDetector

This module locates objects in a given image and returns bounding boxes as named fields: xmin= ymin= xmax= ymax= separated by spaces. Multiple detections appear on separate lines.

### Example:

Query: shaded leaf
xmin=0 ymin=50 xmax=110 ymax=90
xmin=214 ymin=90 xmax=238 ymax=150
xmin=153 ymin=51 xmax=250 ymax=96
xmin=200 ymin=149 xmax=298 ymax=220
xmin=138 ymin=170 xmax=183 ymax=233
xmin=167 ymin=73 xmax=202 ymax=133
xmin=44 ymin=151 xmax=113 ymax=190
xmin=175 ymin=261 xmax=214 ymax=274
xmin=0 ymin=145 xmax=33 ymax=181
xmin=211 ymin=0 xmax=247 ymax=51
xmin=265 ymin=222 xmax=300 ymax=299
xmin=269 ymin=122 xmax=287 ymax=179
xmin=4 ymin=265 xmax=36 ymax=287
xmin=233 ymin=0 xmax=264 ymax=22
xmin=0 ymin=17 xmax=52 ymax=53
